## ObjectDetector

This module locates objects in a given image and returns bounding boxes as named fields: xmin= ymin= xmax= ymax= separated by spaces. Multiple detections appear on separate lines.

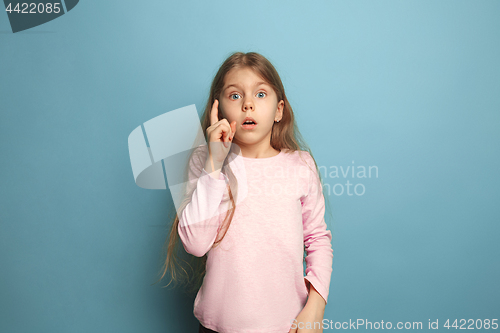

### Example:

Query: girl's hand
xmin=289 ymin=304 xmax=325 ymax=333
xmin=205 ymin=99 xmax=237 ymax=170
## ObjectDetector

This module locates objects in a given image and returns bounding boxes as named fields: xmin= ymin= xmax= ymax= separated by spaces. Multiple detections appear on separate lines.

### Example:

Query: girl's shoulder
xmin=283 ymin=149 xmax=321 ymax=184
xmin=281 ymin=148 xmax=315 ymax=167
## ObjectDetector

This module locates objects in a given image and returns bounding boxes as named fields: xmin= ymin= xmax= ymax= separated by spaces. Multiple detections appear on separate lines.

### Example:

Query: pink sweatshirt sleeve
xmin=177 ymin=146 xmax=229 ymax=257
xmin=301 ymin=152 xmax=334 ymax=304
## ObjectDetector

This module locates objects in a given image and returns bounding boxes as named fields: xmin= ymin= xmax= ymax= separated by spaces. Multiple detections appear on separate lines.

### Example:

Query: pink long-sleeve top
xmin=177 ymin=144 xmax=333 ymax=333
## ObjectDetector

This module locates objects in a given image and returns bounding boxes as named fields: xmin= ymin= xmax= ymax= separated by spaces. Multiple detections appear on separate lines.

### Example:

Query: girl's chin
xmin=231 ymin=138 xmax=263 ymax=148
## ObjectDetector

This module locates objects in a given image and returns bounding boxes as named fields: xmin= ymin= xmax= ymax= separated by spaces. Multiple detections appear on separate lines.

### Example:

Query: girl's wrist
xmin=204 ymin=159 xmax=223 ymax=179
xmin=305 ymin=297 xmax=326 ymax=313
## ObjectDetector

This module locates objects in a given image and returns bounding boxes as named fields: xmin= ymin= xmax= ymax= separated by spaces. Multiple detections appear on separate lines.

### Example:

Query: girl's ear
xmin=276 ymin=100 xmax=284 ymax=121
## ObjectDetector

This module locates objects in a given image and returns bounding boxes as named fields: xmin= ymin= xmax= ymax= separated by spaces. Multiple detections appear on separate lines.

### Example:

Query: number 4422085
xmin=5 ymin=3 xmax=62 ymax=14
xmin=444 ymin=319 xmax=498 ymax=330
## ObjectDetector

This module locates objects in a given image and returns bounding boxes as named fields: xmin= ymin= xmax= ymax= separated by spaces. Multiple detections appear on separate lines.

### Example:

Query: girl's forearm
xmin=305 ymin=281 xmax=326 ymax=311
xmin=204 ymin=158 xmax=223 ymax=180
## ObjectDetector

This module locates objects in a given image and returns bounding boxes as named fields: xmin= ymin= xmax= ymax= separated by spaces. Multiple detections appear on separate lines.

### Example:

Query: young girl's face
xmin=218 ymin=67 xmax=284 ymax=148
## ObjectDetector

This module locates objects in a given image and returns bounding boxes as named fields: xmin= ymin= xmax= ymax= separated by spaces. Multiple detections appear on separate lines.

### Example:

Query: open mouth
xmin=241 ymin=120 xmax=257 ymax=129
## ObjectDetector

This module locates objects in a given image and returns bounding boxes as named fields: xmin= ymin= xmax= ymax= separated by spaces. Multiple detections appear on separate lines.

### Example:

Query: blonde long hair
xmin=153 ymin=51 xmax=333 ymax=295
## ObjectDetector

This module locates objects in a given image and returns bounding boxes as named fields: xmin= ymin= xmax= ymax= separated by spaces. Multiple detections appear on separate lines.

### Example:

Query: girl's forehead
xmin=223 ymin=68 xmax=270 ymax=88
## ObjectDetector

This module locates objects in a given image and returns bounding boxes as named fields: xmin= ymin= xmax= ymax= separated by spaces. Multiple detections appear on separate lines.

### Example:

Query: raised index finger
xmin=210 ymin=99 xmax=219 ymax=126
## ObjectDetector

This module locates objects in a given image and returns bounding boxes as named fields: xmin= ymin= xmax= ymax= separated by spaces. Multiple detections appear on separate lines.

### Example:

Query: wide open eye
xmin=257 ymin=92 xmax=266 ymax=98
xmin=230 ymin=93 xmax=241 ymax=100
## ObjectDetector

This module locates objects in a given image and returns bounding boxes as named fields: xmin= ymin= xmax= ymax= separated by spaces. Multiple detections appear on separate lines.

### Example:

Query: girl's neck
xmin=233 ymin=142 xmax=280 ymax=159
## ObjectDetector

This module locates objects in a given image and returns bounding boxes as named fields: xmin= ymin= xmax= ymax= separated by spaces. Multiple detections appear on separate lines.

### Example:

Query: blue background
xmin=1 ymin=0 xmax=499 ymax=332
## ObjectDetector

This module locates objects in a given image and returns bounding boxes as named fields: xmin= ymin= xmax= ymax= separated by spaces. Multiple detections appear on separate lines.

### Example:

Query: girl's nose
xmin=243 ymin=99 xmax=254 ymax=111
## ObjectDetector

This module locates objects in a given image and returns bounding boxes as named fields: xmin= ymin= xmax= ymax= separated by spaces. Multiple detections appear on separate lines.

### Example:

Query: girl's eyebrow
xmin=224 ymin=81 xmax=269 ymax=91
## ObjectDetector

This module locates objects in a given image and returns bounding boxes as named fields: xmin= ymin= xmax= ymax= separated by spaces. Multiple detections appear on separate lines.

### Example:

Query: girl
xmin=157 ymin=52 xmax=333 ymax=333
